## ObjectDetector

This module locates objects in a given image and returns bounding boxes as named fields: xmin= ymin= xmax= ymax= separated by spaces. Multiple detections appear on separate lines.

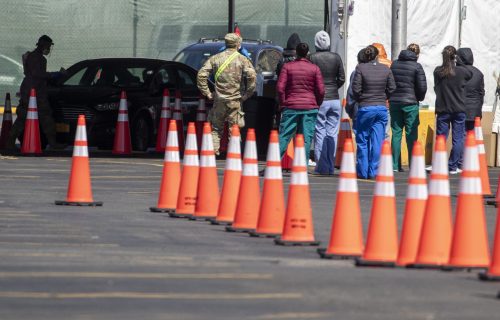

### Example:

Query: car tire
xmin=132 ymin=114 xmax=152 ymax=152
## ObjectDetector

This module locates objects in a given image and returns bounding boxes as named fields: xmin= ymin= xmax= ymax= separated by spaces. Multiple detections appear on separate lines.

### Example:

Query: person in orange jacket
xmin=372 ymin=43 xmax=392 ymax=67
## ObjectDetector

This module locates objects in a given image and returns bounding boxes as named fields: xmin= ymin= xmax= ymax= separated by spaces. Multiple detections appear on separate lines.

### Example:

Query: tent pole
xmin=391 ymin=0 xmax=407 ymax=60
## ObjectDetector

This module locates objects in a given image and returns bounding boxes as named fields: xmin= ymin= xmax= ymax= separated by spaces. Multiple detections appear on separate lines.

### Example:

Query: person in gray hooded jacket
xmin=309 ymin=30 xmax=345 ymax=175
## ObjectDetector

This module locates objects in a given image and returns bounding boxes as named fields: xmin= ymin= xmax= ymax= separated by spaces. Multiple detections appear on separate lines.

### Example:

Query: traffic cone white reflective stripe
xmin=290 ymin=144 xmax=308 ymax=185
xmin=265 ymin=141 xmax=282 ymax=180
xmin=73 ymin=123 xmax=89 ymax=157
xmin=431 ymin=150 xmax=449 ymax=175
xmin=183 ymin=132 xmax=199 ymax=166
xmin=474 ymin=117 xmax=492 ymax=195
xmin=459 ymin=140 xmax=482 ymax=195
xmin=161 ymin=91 xmax=172 ymax=119
xmin=475 ymin=125 xmax=486 ymax=154
xmin=197 ymin=95 xmax=207 ymax=122
xmin=225 ymin=133 xmax=242 ymax=171
xmin=117 ymin=97 xmax=129 ymax=121
xmin=27 ymin=95 xmax=39 ymax=120
xmin=338 ymin=148 xmax=358 ymax=193
xmin=374 ymin=152 xmax=395 ymax=197
xmin=173 ymin=91 xmax=182 ymax=121
xmin=407 ymin=154 xmax=428 ymax=200
xmin=242 ymin=138 xmax=258 ymax=177
xmin=164 ymin=128 xmax=180 ymax=163
xmin=3 ymin=95 xmax=12 ymax=121
xmin=340 ymin=119 xmax=351 ymax=130
xmin=200 ymin=132 xmax=216 ymax=168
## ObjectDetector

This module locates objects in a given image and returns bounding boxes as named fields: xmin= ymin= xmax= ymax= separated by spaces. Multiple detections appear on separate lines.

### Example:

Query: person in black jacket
xmin=352 ymin=45 xmax=397 ymax=179
xmin=457 ymin=48 xmax=485 ymax=131
xmin=434 ymin=45 xmax=472 ymax=174
xmin=309 ymin=31 xmax=345 ymax=175
xmin=389 ymin=43 xmax=427 ymax=171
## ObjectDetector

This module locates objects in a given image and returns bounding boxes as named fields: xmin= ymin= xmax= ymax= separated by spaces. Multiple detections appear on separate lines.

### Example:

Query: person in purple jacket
xmin=277 ymin=43 xmax=325 ymax=161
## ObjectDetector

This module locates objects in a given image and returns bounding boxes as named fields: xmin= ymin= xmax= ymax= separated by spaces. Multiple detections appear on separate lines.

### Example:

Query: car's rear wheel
xmin=132 ymin=115 xmax=152 ymax=152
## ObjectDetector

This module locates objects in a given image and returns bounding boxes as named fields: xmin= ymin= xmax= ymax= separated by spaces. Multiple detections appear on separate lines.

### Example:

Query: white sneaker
xmin=425 ymin=166 xmax=432 ymax=172
xmin=308 ymin=159 xmax=317 ymax=167
xmin=449 ymin=168 xmax=463 ymax=175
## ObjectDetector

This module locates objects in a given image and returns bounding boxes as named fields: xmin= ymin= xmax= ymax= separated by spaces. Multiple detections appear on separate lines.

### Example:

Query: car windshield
xmin=174 ymin=46 xmax=257 ymax=70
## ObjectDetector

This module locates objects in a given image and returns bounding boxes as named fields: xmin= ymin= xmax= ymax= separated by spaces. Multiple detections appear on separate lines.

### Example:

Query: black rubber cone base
xmin=149 ymin=207 xmax=175 ymax=213
xmin=483 ymin=194 xmax=495 ymax=199
xmin=441 ymin=265 xmax=488 ymax=272
xmin=407 ymin=263 xmax=444 ymax=270
xmin=478 ymin=272 xmax=500 ymax=281
xmin=317 ymin=248 xmax=361 ymax=260
xmin=189 ymin=215 xmax=216 ymax=221
xmin=274 ymin=238 xmax=320 ymax=246
xmin=249 ymin=231 xmax=280 ymax=238
xmin=355 ymin=258 xmax=396 ymax=268
xmin=55 ymin=200 xmax=102 ymax=207
xmin=210 ymin=219 xmax=232 ymax=226
xmin=168 ymin=212 xmax=193 ymax=218
xmin=485 ymin=199 xmax=498 ymax=207
xmin=225 ymin=226 xmax=255 ymax=233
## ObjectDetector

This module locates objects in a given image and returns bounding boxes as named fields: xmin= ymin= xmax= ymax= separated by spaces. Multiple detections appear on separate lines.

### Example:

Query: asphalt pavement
xmin=0 ymin=152 xmax=499 ymax=320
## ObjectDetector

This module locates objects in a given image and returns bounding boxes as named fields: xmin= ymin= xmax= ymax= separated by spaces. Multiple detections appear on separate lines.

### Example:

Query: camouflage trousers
xmin=207 ymin=99 xmax=244 ymax=155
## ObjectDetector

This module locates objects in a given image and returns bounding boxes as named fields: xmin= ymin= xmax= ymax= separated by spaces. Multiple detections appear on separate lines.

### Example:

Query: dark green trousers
xmin=389 ymin=104 xmax=419 ymax=170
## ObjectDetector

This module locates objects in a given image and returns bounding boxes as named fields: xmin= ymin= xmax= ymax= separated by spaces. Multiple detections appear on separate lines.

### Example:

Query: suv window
xmin=64 ymin=66 xmax=98 ymax=86
xmin=177 ymin=69 xmax=196 ymax=89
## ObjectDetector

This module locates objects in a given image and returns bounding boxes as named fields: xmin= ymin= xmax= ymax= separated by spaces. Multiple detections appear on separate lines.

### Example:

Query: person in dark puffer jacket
xmin=434 ymin=45 xmax=472 ymax=174
xmin=352 ymin=45 xmax=396 ymax=179
xmin=456 ymin=48 xmax=485 ymax=131
xmin=389 ymin=43 xmax=427 ymax=171
xmin=309 ymin=31 xmax=345 ymax=175
xmin=277 ymin=42 xmax=325 ymax=160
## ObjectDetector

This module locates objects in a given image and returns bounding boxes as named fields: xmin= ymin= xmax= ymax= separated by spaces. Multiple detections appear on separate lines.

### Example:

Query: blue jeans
xmin=355 ymin=106 xmax=388 ymax=179
xmin=279 ymin=108 xmax=319 ymax=161
xmin=314 ymin=100 xmax=341 ymax=174
xmin=436 ymin=112 xmax=466 ymax=171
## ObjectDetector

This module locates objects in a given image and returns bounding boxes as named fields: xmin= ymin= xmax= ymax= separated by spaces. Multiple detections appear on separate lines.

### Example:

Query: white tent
xmin=341 ymin=0 xmax=500 ymax=109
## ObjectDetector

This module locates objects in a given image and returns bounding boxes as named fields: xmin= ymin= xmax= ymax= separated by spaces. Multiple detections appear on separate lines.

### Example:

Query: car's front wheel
xmin=132 ymin=114 xmax=152 ymax=152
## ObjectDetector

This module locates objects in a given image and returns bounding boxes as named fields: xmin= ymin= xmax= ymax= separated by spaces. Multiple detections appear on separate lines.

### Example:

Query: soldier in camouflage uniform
xmin=5 ymin=35 xmax=66 ymax=150
xmin=197 ymin=33 xmax=256 ymax=155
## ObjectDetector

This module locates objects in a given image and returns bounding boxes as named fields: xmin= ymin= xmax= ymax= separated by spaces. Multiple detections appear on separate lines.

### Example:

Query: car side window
xmin=150 ymin=66 xmax=177 ymax=94
xmin=63 ymin=67 xmax=93 ymax=86
xmin=256 ymin=49 xmax=282 ymax=74
xmin=177 ymin=69 xmax=196 ymax=89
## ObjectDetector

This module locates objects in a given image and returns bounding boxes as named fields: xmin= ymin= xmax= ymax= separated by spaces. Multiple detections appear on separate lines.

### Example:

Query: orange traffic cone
xmin=250 ymin=130 xmax=285 ymax=238
xmin=169 ymin=122 xmax=199 ymax=218
xmin=226 ymin=128 xmax=260 ymax=233
xmin=318 ymin=138 xmax=363 ymax=258
xmin=275 ymin=134 xmax=319 ymax=246
xmin=445 ymin=130 xmax=490 ymax=270
xmin=112 ymin=91 xmax=132 ymax=155
xmin=410 ymin=135 xmax=453 ymax=268
xmin=474 ymin=117 xmax=492 ymax=196
xmin=212 ymin=124 xmax=242 ymax=225
xmin=396 ymin=141 xmax=428 ymax=266
xmin=173 ymin=90 xmax=185 ymax=155
xmin=479 ymin=205 xmax=500 ymax=280
xmin=281 ymin=140 xmax=294 ymax=171
xmin=55 ymin=115 xmax=102 ymax=206
xmin=150 ymin=120 xmax=181 ymax=213
xmin=356 ymin=141 xmax=398 ymax=267
xmin=335 ymin=100 xmax=352 ymax=168
xmin=191 ymin=122 xmax=220 ymax=221
xmin=486 ymin=176 xmax=500 ymax=207
xmin=219 ymin=122 xmax=230 ymax=155
xmin=21 ymin=88 xmax=42 ymax=155
xmin=155 ymin=89 xmax=171 ymax=153
xmin=0 ymin=93 xmax=13 ymax=149
xmin=195 ymin=95 xmax=207 ymax=149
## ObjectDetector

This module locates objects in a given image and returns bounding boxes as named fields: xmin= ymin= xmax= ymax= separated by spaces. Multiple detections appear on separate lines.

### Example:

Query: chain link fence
xmin=0 ymin=0 xmax=324 ymax=105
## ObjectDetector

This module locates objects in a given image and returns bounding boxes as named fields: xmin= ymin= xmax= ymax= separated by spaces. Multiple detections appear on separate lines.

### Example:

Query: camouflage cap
xmin=224 ymin=33 xmax=242 ymax=48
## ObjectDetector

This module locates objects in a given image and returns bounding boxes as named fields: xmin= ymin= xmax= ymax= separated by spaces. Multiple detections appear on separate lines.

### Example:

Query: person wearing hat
xmin=276 ymin=33 xmax=302 ymax=78
xmin=197 ymin=33 xmax=256 ymax=155
xmin=309 ymin=30 xmax=345 ymax=175
xmin=5 ymin=35 xmax=66 ymax=150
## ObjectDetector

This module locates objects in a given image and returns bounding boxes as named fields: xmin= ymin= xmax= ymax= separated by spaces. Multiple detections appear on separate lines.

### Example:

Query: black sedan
xmin=48 ymin=58 xmax=205 ymax=151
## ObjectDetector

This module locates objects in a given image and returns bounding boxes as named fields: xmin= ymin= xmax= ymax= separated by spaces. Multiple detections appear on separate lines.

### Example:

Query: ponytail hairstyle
xmin=407 ymin=43 xmax=420 ymax=57
xmin=438 ymin=45 xmax=456 ymax=78
xmin=363 ymin=45 xmax=379 ymax=62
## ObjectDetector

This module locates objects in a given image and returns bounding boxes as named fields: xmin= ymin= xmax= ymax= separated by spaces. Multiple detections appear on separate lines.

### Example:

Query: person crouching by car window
xmin=276 ymin=42 xmax=325 ymax=164
xmin=352 ymin=45 xmax=396 ymax=179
